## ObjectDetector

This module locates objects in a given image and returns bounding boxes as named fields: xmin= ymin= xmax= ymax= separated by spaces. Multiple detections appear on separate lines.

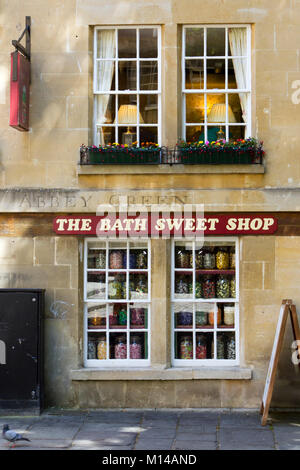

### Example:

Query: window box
xmin=81 ymin=146 xmax=161 ymax=165
xmin=177 ymin=147 xmax=262 ymax=165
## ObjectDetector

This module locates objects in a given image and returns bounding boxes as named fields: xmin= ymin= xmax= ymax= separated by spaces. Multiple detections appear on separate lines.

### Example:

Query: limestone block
xmin=241 ymin=261 xmax=263 ymax=289
xmin=46 ymin=163 xmax=78 ymax=188
xmin=174 ymin=380 xmax=221 ymax=408
xmin=55 ymin=236 xmax=78 ymax=266
xmin=241 ymin=237 xmax=275 ymax=263
xmin=0 ymin=237 xmax=34 ymax=265
xmin=29 ymin=129 xmax=87 ymax=162
xmin=34 ymin=236 xmax=55 ymax=265
xmin=75 ymin=381 xmax=126 ymax=408
xmin=4 ymin=162 xmax=47 ymax=187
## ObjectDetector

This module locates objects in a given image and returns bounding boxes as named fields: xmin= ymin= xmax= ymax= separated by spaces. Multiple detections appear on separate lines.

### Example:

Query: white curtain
xmin=96 ymin=30 xmax=115 ymax=145
xmin=228 ymin=28 xmax=247 ymax=123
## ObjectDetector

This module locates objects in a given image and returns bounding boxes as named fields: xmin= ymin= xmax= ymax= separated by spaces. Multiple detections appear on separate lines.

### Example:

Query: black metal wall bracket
xmin=12 ymin=16 xmax=31 ymax=61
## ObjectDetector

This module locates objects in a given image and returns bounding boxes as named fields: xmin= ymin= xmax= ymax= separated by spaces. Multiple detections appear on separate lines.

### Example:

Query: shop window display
xmin=172 ymin=239 xmax=239 ymax=365
xmin=84 ymin=240 xmax=150 ymax=366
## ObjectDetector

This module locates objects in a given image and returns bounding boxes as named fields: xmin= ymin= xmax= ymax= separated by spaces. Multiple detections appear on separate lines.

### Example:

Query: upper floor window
xmin=182 ymin=25 xmax=251 ymax=143
xmin=93 ymin=27 xmax=161 ymax=147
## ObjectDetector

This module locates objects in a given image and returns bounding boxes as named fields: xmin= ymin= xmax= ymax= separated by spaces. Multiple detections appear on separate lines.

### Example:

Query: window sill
xmin=77 ymin=164 xmax=264 ymax=175
xmin=70 ymin=366 xmax=252 ymax=381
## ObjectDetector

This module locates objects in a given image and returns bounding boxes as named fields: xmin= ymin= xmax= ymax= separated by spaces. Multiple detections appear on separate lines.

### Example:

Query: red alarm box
xmin=9 ymin=51 xmax=30 ymax=131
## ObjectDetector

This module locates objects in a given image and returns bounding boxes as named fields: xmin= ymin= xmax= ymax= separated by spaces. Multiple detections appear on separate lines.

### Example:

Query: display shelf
xmin=196 ymin=269 xmax=235 ymax=275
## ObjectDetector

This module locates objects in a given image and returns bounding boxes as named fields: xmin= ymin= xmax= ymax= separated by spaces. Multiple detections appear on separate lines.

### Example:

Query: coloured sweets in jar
xmin=97 ymin=335 xmax=106 ymax=360
xmin=216 ymin=275 xmax=230 ymax=298
xmin=136 ymin=251 xmax=147 ymax=269
xmin=227 ymin=335 xmax=236 ymax=359
xmin=88 ymin=338 xmax=97 ymax=359
xmin=196 ymin=311 xmax=208 ymax=327
xmin=114 ymin=335 xmax=127 ymax=359
xmin=229 ymin=247 xmax=236 ymax=269
xmin=195 ymin=250 xmax=204 ymax=269
xmin=203 ymin=250 xmax=215 ymax=269
xmin=216 ymin=248 xmax=229 ymax=270
xmin=224 ymin=306 xmax=235 ymax=326
xmin=95 ymin=250 xmax=106 ymax=269
xmin=130 ymin=335 xmax=142 ymax=359
xmin=202 ymin=275 xmax=215 ymax=299
xmin=109 ymin=250 xmax=124 ymax=269
xmin=118 ymin=308 xmax=127 ymax=326
xmin=179 ymin=335 xmax=193 ymax=359
xmin=196 ymin=334 xmax=207 ymax=359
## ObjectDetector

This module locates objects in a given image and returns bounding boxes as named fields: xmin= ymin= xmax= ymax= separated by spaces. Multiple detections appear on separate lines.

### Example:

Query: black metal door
xmin=0 ymin=291 xmax=39 ymax=403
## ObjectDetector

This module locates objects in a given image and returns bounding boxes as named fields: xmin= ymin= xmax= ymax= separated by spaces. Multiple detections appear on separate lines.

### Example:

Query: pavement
xmin=0 ymin=409 xmax=300 ymax=450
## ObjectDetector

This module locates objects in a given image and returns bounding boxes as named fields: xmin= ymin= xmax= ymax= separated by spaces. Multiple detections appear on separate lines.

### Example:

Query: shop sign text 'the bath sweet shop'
xmin=53 ymin=214 xmax=278 ymax=237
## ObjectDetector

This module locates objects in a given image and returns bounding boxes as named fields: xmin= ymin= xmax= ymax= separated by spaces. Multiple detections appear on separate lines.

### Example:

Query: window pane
xmin=140 ymin=95 xmax=158 ymax=124
xmin=229 ymin=125 xmax=246 ymax=141
xmin=130 ymin=304 xmax=148 ymax=329
xmin=130 ymin=332 xmax=148 ymax=359
xmin=186 ymin=94 xmax=205 ymax=123
xmin=140 ymin=28 xmax=158 ymax=58
xmin=87 ymin=273 xmax=106 ymax=299
xmin=207 ymin=59 xmax=225 ymax=89
xmin=95 ymin=95 xmax=115 ymax=125
xmin=196 ymin=333 xmax=214 ymax=359
xmin=109 ymin=246 xmax=127 ymax=268
xmin=217 ymin=332 xmax=236 ymax=359
xmin=88 ymin=332 xmax=107 ymax=360
xmin=95 ymin=61 xmax=115 ymax=91
xmin=228 ymin=27 xmax=247 ymax=56
xmin=118 ymin=61 xmax=137 ymax=90
xmin=207 ymin=28 xmax=225 ymax=56
xmin=97 ymin=29 xmax=116 ymax=59
xmin=228 ymin=93 xmax=244 ymax=123
xmin=185 ymin=60 xmax=204 ymax=89
xmin=108 ymin=273 xmax=126 ymax=300
xmin=87 ymin=303 xmax=106 ymax=329
xmin=97 ymin=126 xmax=115 ymax=146
xmin=175 ymin=332 xmax=193 ymax=359
xmin=130 ymin=273 xmax=148 ymax=300
xmin=175 ymin=242 xmax=193 ymax=268
xmin=185 ymin=125 xmax=203 ymax=143
xmin=118 ymin=29 xmax=136 ymax=58
xmin=140 ymin=61 xmax=158 ymax=90
xmin=174 ymin=273 xmax=193 ymax=299
xmin=118 ymin=126 xmax=137 ymax=146
xmin=139 ymin=126 xmax=158 ymax=144
xmin=88 ymin=244 xmax=106 ymax=268
xmin=207 ymin=93 xmax=226 ymax=121
xmin=108 ymin=303 xmax=127 ymax=328
xmin=185 ymin=28 xmax=204 ymax=57
xmin=129 ymin=243 xmax=148 ymax=269
xmin=228 ymin=58 xmax=247 ymax=89
xmin=110 ymin=333 xmax=127 ymax=359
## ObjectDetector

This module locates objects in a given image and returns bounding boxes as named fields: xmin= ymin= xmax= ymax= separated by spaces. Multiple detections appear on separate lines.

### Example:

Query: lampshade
xmin=207 ymin=103 xmax=236 ymax=123
xmin=116 ymin=104 xmax=144 ymax=124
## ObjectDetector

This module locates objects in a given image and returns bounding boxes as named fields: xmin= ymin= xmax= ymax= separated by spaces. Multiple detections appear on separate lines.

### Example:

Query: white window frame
xmin=93 ymin=26 xmax=162 ymax=146
xmin=182 ymin=24 xmax=251 ymax=142
xmin=171 ymin=237 xmax=240 ymax=367
xmin=84 ymin=238 xmax=151 ymax=368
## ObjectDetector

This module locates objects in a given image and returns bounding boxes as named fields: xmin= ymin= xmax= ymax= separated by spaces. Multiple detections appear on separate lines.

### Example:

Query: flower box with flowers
xmin=80 ymin=143 xmax=161 ymax=165
xmin=176 ymin=138 xmax=265 ymax=165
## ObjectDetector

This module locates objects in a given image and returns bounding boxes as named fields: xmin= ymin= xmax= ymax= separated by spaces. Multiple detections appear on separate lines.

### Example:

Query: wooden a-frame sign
xmin=261 ymin=299 xmax=300 ymax=426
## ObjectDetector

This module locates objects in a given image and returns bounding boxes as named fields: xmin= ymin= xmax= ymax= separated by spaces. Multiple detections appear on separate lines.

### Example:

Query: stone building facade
xmin=0 ymin=0 xmax=300 ymax=409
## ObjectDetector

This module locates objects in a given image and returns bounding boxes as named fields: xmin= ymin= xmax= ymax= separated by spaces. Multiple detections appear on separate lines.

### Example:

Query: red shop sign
xmin=9 ymin=51 xmax=30 ymax=131
xmin=53 ymin=214 xmax=278 ymax=237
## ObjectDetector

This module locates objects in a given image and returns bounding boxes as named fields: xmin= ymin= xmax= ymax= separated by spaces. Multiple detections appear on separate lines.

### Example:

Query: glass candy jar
xmin=175 ymin=275 xmax=189 ymax=295
xmin=195 ymin=250 xmax=204 ymax=269
xmin=178 ymin=311 xmax=193 ymax=326
xmin=114 ymin=335 xmax=127 ymax=359
xmin=196 ymin=311 xmax=208 ymax=327
xmin=176 ymin=249 xmax=191 ymax=268
xmin=180 ymin=335 xmax=193 ymax=359
xmin=136 ymin=251 xmax=147 ymax=269
xmin=130 ymin=335 xmax=142 ymax=359
xmin=229 ymin=247 xmax=236 ymax=269
xmin=216 ymin=248 xmax=229 ymax=270
xmin=217 ymin=334 xmax=225 ymax=359
xmin=203 ymin=250 xmax=215 ymax=269
xmin=109 ymin=250 xmax=124 ymax=269
xmin=227 ymin=336 xmax=236 ymax=359
xmin=196 ymin=334 xmax=207 ymax=359
xmin=109 ymin=275 xmax=124 ymax=299
xmin=97 ymin=335 xmax=106 ymax=360
xmin=135 ymin=274 xmax=148 ymax=295
xmin=88 ymin=338 xmax=97 ymax=359
xmin=118 ymin=307 xmax=127 ymax=326
xmin=95 ymin=250 xmax=106 ymax=269
xmin=202 ymin=275 xmax=215 ymax=299
xmin=230 ymin=278 xmax=236 ymax=298
xmin=216 ymin=275 xmax=230 ymax=298
xmin=224 ymin=306 xmax=235 ymax=326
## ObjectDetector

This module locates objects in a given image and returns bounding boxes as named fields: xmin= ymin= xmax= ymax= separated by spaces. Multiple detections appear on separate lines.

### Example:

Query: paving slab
xmin=175 ymin=432 xmax=217 ymax=442
xmin=174 ymin=440 xmax=217 ymax=450
xmin=135 ymin=438 xmax=174 ymax=450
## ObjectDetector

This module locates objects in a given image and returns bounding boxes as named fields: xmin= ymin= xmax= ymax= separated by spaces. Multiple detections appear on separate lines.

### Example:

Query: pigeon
xmin=2 ymin=424 xmax=31 ymax=448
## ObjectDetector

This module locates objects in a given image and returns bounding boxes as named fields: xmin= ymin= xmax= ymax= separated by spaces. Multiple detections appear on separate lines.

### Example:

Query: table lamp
xmin=116 ymin=104 xmax=144 ymax=145
xmin=207 ymin=103 xmax=236 ymax=140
